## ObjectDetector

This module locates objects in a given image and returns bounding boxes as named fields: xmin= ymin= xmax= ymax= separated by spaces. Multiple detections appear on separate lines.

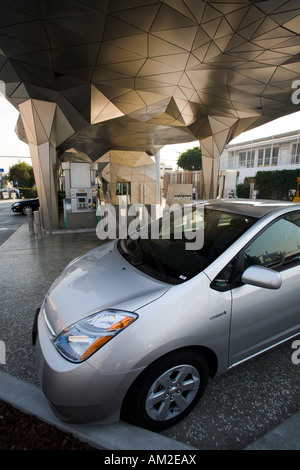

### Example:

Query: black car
xmin=11 ymin=198 xmax=39 ymax=215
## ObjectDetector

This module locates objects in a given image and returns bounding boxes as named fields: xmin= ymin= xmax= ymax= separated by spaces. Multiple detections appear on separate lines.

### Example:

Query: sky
xmin=0 ymin=96 xmax=30 ymax=173
xmin=0 ymin=95 xmax=300 ymax=173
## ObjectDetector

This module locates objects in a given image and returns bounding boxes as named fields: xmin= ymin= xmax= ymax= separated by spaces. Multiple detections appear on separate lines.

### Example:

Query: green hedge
xmin=19 ymin=187 xmax=38 ymax=199
xmin=237 ymin=183 xmax=250 ymax=198
xmin=255 ymin=169 xmax=300 ymax=200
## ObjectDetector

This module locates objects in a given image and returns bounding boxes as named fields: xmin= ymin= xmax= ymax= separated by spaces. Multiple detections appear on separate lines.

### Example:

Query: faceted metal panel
xmin=0 ymin=0 xmax=300 ymax=200
xmin=99 ymin=150 xmax=158 ymax=205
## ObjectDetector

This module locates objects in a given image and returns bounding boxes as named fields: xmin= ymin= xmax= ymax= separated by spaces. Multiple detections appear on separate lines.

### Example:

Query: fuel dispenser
xmin=61 ymin=162 xmax=97 ymax=228
xmin=70 ymin=188 xmax=93 ymax=212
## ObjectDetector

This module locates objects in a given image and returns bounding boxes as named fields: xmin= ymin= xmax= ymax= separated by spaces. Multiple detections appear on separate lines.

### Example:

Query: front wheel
xmin=22 ymin=205 xmax=32 ymax=215
xmin=121 ymin=350 xmax=209 ymax=431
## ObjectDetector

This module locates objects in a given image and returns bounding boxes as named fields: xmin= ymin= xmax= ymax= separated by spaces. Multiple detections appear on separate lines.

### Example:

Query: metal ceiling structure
xmin=0 ymin=0 xmax=300 ymax=229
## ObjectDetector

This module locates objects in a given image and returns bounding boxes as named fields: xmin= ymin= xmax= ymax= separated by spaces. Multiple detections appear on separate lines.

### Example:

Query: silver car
xmin=34 ymin=200 xmax=300 ymax=431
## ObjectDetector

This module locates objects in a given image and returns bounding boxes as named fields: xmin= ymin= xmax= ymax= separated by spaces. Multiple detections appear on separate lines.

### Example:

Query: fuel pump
xmin=70 ymin=188 xmax=93 ymax=212
xmin=62 ymin=162 xmax=97 ymax=229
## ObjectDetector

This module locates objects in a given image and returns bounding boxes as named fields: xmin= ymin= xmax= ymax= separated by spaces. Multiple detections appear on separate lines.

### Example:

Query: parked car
xmin=11 ymin=198 xmax=39 ymax=215
xmin=33 ymin=199 xmax=300 ymax=430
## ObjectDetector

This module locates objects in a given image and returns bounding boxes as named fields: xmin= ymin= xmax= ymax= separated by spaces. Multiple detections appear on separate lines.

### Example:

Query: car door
xmin=229 ymin=211 xmax=300 ymax=367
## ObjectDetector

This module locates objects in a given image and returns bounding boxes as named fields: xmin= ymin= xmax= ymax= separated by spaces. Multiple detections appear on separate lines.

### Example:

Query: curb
xmin=244 ymin=411 xmax=300 ymax=450
xmin=0 ymin=371 xmax=197 ymax=451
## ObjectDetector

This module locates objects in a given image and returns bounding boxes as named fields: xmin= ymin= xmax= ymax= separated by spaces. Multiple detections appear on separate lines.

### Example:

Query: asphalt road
xmin=0 ymin=199 xmax=25 ymax=245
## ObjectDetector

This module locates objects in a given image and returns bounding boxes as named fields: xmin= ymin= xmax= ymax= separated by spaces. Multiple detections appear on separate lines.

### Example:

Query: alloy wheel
xmin=145 ymin=364 xmax=200 ymax=422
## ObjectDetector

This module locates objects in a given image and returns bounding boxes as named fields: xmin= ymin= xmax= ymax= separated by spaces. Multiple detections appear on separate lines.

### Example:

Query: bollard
xmin=26 ymin=207 xmax=34 ymax=235
xmin=33 ymin=210 xmax=42 ymax=238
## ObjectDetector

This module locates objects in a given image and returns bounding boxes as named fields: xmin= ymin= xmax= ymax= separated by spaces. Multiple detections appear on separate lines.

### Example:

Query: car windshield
xmin=117 ymin=206 xmax=257 ymax=284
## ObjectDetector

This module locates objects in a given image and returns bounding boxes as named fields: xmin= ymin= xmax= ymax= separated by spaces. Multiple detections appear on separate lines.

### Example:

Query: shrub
xmin=19 ymin=187 xmax=38 ymax=199
xmin=237 ymin=183 xmax=250 ymax=198
xmin=255 ymin=169 xmax=300 ymax=200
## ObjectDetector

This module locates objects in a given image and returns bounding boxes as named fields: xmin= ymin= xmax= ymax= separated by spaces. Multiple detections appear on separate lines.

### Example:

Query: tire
xmin=22 ymin=206 xmax=32 ymax=215
xmin=121 ymin=350 xmax=209 ymax=431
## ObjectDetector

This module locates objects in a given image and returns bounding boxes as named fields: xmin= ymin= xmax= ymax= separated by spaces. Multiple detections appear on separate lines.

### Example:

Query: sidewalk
xmin=0 ymin=220 xmax=299 ymax=450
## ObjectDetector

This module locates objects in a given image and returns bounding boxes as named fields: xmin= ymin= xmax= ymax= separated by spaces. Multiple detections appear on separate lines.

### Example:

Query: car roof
xmin=201 ymin=199 xmax=300 ymax=218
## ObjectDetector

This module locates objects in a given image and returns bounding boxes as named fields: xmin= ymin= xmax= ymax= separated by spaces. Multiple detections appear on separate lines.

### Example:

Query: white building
xmin=220 ymin=130 xmax=300 ymax=184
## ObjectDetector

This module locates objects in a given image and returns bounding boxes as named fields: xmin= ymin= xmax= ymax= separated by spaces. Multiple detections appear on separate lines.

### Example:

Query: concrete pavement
xmin=0 ymin=214 xmax=299 ymax=450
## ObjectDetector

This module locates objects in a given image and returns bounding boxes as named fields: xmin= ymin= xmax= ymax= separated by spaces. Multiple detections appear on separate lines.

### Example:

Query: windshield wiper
xmin=119 ymin=239 xmax=181 ymax=283
xmin=120 ymin=238 xmax=143 ymax=265
xmin=148 ymin=249 xmax=168 ymax=282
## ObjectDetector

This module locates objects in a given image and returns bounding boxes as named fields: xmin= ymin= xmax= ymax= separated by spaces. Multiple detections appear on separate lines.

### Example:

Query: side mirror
xmin=241 ymin=265 xmax=282 ymax=290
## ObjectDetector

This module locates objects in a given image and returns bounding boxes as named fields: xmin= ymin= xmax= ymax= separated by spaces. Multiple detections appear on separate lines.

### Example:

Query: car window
xmin=244 ymin=212 xmax=300 ymax=271
xmin=210 ymin=258 xmax=236 ymax=291
xmin=119 ymin=207 xmax=257 ymax=284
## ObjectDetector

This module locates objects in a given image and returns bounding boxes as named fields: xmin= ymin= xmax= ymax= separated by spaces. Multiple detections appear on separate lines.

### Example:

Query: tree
xmin=177 ymin=147 xmax=202 ymax=171
xmin=8 ymin=162 xmax=35 ymax=188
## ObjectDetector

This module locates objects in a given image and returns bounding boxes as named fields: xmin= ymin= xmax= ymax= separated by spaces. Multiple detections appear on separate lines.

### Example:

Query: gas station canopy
xmin=1 ymin=0 xmax=300 ymax=227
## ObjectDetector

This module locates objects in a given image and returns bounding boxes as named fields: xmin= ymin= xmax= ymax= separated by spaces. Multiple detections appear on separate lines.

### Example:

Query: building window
xmin=264 ymin=147 xmax=271 ymax=166
xmin=239 ymin=151 xmax=254 ymax=168
xmin=272 ymin=147 xmax=279 ymax=166
xmin=257 ymin=147 xmax=279 ymax=167
xmin=246 ymin=151 xmax=255 ymax=168
xmin=258 ymin=149 xmax=264 ymax=167
xmin=238 ymin=152 xmax=246 ymax=167
xmin=116 ymin=182 xmax=131 ymax=195
xmin=228 ymin=151 xmax=236 ymax=169
xmin=292 ymin=143 xmax=300 ymax=164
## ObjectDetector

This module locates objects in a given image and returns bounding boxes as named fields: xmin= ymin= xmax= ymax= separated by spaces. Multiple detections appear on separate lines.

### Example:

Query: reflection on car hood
xmin=43 ymin=241 xmax=171 ymax=335
xmin=12 ymin=198 xmax=38 ymax=205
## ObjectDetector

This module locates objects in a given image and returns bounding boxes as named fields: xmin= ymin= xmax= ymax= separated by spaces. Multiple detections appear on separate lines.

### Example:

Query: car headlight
xmin=54 ymin=309 xmax=138 ymax=363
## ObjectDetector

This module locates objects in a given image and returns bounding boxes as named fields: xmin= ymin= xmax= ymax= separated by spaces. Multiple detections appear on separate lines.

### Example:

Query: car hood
xmin=12 ymin=198 xmax=38 ymax=205
xmin=43 ymin=241 xmax=171 ymax=335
